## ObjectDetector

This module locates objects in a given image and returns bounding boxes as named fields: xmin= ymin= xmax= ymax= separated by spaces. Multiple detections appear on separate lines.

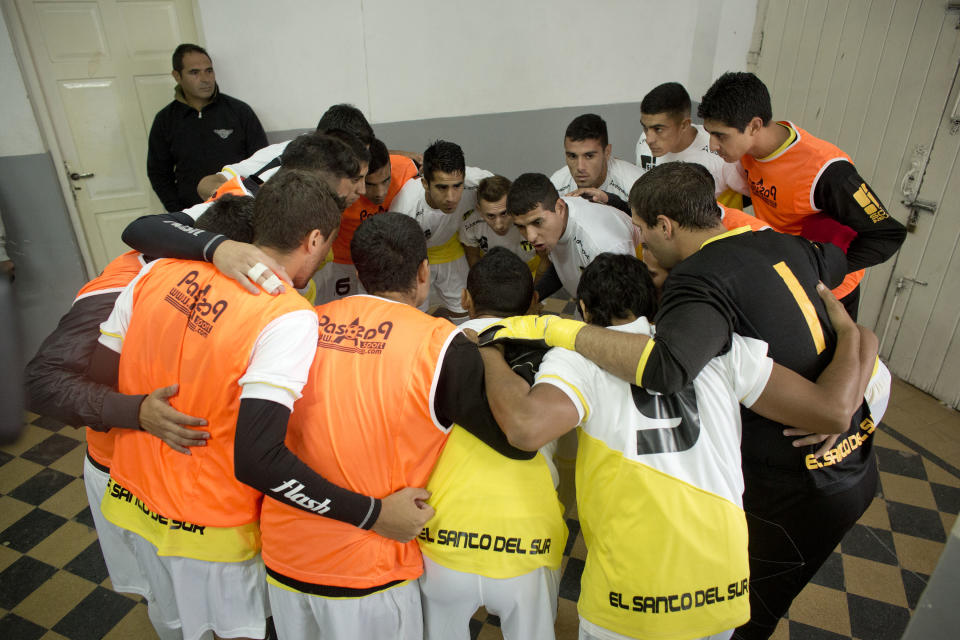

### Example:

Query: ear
xmin=748 ymin=116 xmax=764 ymax=135
xmin=603 ymin=144 xmax=612 ymax=160
xmin=680 ymin=115 xmax=692 ymax=130
xmin=418 ymin=259 xmax=430 ymax=285
xmin=657 ymin=214 xmax=674 ymax=239
xmin=554 ymin=197 xmax=567 ymax=218
xmin=461 ymin=289 xmax=473 ymax=316
xmin=305 ymin=228 xmax=325 ymax=253
xmin=171 ymin=69 xmax=181 ymax=84
xmin=578 ymin=300 xmax=591 ymax=323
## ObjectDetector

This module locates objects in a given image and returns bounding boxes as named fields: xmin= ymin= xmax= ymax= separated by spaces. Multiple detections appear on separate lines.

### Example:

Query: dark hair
xmin=641 ymin=82 xmax=691 ymax=120
xmin=324 ymin=128 xmax=371 ymax=169
xmin=467 ymin=248 xmax=533 ymax=317
xmin=577 ymin=253 xmax=658 ymax=327
xmin=195 ymin=194 xmax=255 ymax=243
xmin=628 ymin=162 xmax=720 ymax=229
xmin=253 ymin=170 xmax=341 ymax=251
xmin=422 ymin=140 xmax=465 ymax=184
xmin=316 ymin=104 xmax=374 ymax=146
xmin=477 ymin=175 xmax=512 ymax=204
xmin=507 ymin=173 xmax=560 ymax=216
xmin=351 ymin=213 xmax=426 ymax=295
xmin=368 ymin=138 xmax=390 ymax=174
xmin=698 ymin=72 xmax=772 ymax=131
xmin=565 ymin=113 xmax=608 ymax=148
xmin=281 ymin=132 xmax=360 ymax=179
xmin=172 ymin=44 xmax=209 ymax=72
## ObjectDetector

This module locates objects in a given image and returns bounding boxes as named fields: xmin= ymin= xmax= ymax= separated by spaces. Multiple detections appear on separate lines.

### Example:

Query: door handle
xmin=69 ymin=172 xmax=95 ymax=180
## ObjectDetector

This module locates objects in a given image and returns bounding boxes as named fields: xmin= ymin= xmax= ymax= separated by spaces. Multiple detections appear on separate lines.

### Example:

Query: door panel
xmin=15 ymin=0 xmax=197 ymax=270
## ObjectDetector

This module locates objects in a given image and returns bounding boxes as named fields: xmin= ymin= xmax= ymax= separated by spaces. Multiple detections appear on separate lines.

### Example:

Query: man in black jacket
xmin=147 ymin=43 xmax=268 ymax=211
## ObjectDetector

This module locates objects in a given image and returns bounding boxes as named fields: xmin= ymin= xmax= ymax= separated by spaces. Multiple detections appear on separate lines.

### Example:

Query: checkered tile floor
xmin=3 ymin=378 xmax=959 ymax=638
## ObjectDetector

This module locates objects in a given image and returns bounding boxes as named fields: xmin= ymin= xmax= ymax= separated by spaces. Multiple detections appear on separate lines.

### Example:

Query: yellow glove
xmin=477 ymin=314 xmax=585 ymax=351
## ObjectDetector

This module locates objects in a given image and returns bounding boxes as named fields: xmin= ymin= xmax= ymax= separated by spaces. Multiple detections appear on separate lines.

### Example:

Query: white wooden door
xmin=12 ymin=0 xmax=198 ymax=271
xmin=753 ymin=0 xmax=960 ymax=407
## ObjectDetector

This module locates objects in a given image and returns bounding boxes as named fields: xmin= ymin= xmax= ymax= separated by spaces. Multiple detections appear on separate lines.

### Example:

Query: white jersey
xmin=635 ymin=124 xmax=747 ymax=195
xmin=550 ymin=157 xmax=644 ymax=201
xmin=459 ymin=210 xmax=538 ymax=266
xmin=536 ymin=318 xmax=772 ymax=639
xmin=550 ymin=197 xmax=639 ymax=297
xmin=392 ymin=166 xmax=493 ymax=263
xmin=219 ymin=140 xmax=290 ymax=183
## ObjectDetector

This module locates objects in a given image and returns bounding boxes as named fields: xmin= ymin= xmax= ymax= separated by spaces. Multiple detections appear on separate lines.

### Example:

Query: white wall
xmin=198 ymin=0 xmax=757 ymax=130
xmin=0 ymin=7 xmax=44 ymax=157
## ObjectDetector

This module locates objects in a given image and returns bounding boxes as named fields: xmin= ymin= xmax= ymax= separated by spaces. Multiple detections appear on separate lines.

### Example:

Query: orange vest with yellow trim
xmin=332 ymin=155 xmax=419 ymax=264
xmin=261 ymin=295 xmax=458 ymax=588
xmin=110 ymin=260 xmax=313 ymax=528
xmin=76 ymin=250 xmax=146 ymax=468
xmin=741 ymin=123 xmax=863 ymax=298
xmin=719 ymin=203 xmax=768 ymax=232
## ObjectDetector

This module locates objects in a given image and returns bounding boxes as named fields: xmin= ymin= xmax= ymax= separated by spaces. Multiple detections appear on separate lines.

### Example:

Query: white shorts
xmin=420 ymin=257 xmax=469 ymax=314
xmin=865 ymin=359 xmax=892 ymax=424
xmin=117 ymin=528 xmax=269 ymax=640
xmin=579 ymin=617 xmax=733 ymax=640
xmin=419 ymin=556 xmax=560 ymax=640
xmin=82 ymin=454 xmax=150 ymax=597
xmin=313 ymin=262 xmax=365 ymax=305
xmin=268 ymin=579 xmax=422 ymax=640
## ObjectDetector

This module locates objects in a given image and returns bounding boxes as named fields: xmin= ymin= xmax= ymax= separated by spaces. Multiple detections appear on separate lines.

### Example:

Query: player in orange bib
xmin=698 ymin=72 xmax=906 ymax=318
xmin=248 ymin=213 xmax=534 ymax=640
xmin=314 ymin=137 xmax=419 ymax=303
xmin=25 ymin=196 xmax=255 ymax=622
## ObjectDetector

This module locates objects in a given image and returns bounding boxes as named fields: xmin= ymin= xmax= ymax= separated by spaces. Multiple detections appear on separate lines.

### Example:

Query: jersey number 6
xmin=631 ymin=384 xmax=701 ymax=455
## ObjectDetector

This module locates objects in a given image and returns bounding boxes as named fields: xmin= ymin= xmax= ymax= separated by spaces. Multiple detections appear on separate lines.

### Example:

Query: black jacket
xmin=147 ymin=87 xmax=268 ymax=211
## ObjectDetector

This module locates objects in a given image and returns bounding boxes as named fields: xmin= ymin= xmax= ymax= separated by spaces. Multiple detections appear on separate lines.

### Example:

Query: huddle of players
xmin=24 ymin=70 xmax=905 ymax=640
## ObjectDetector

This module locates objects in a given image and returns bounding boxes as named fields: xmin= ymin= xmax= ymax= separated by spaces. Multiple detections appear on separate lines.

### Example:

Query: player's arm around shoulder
xmin=749 ymin=283 xmax=878 ymax=433
xmin=479 ymin=343 xmax=581 ymax=451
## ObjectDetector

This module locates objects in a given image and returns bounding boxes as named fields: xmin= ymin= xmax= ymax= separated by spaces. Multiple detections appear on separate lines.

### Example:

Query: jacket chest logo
xmin=213 ymin=129 xmax=234 ymax=140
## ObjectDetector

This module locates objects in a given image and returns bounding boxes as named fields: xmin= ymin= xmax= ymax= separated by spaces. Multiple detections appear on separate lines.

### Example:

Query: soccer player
xmin=87 ymin=172 xmax=424 ymax=640
xmin=460 ymin=175 xmax=540 ymax=273
xmin=483 ymin=162 xmax=884 ymax=640
xmin=314 ymin=137 xmax=418 ymax=303
xmin=246 ymin=213 xmax=533 ymax=639
xmin=23 ymin=196 xmax=253 ymax=624
xmin=550 ymin=113 xmax=643 ymax=201
xmin=391 ymin=139 xmax=493 ymax=322
xmin=419 ymin=248 xmax=566 ymax=640
xmin=698 ymin=71 xmax=907 ymax=317
xmin=634 ymin=82 xmax=746 ymax=207
xmin=508 ymin=172 xmax=639 ymax=303
xmin=479 ymin=251 xmax=875 ymax=640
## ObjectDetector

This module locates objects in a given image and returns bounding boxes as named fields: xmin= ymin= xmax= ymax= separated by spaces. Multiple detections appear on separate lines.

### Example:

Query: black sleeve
xmin=146 ymin=112 xmax=180 ymax=212
xmin=813 ymin=240 xmax=849 ymax=289
xmin=434 ymin=335 xmax=535 ymax=460
xmin=643 ymin=273 xmax=736 ymax=394
xmin=122 ymin=211 xmax=227 ymax=262
xmin=812 ymin=160 xmax=907 ymax=271
xmin=25 ymin=294 xmax=145 ymax=430
xmin=534 ymin=263 xmax=563 ymax=301
xmin=602 ymin=191 xmax=632 ymax=217
xmin=233 ymin=398 xmax=381 ymax=528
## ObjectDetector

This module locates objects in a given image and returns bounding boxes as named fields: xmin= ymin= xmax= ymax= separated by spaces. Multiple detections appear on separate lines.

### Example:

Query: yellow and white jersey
xmin=550 ymin=158 xmax=644 ymax=201
xmin=420 ymin=318 xmax=566 ymax=579
xmin=536 ymin=318 xmax=773 ymax=639
xmin=391 ymin=166 xmax=493 ymax=264
xmin=459 ymin=211 xmax=539 ymax=270
xmin=551 ymin=197 xmax=640 ymax=298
